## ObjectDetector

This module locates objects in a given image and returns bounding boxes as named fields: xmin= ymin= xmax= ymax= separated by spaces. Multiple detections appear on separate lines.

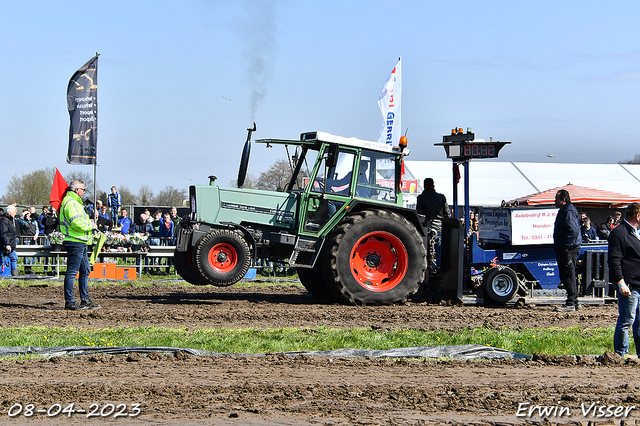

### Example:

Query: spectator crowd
xmin=0 ymin=194 xmax=183 ymax=276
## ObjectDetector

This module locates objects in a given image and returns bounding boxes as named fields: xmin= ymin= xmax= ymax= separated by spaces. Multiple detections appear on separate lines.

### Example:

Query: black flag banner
xmin=67 ymin=54 xmax=98 ymax=165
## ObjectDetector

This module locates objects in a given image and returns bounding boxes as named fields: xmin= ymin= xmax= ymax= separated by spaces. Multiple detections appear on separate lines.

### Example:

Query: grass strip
xmin=0 ymin=325 xmax=620 ymax=356
xmin=0 ymin=277 xmax=301 ymax=288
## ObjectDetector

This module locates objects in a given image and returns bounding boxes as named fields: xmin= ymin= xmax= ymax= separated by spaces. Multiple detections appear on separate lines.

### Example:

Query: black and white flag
xmin=67 ymin=54 xmax=98 ymax=165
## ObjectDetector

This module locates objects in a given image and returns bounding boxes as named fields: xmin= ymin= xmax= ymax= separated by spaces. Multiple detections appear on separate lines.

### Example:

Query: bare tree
xmin=255 ymin=159 xmax=293 ymax=191
xmin=67 ymin=170 xmax=95 ymax=199
xmin=5 ymin=168 xmax=56 ymax=205
xmin=138 ymin=185 xmax=155 ymax=206
xmin=228 ymin=173 xmax=257 ymax=189
xmin=154 ymin=186 xmax=187 ymax=207
xmin=117 ymin=186 xmax=138 ymax=205
xmin=97 ymin=190 xmax=107 ymax=206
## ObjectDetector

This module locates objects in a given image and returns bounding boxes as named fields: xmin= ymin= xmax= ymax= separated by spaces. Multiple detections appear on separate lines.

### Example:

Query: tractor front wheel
xmin=195 ymin=229 xmax=251 ymax=286
xmin=174 ymin=247 xmax=211 ymax=285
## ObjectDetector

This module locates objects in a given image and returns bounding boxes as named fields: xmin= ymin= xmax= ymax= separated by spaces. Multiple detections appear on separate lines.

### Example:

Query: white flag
xmin=377 ymin=58 xmax=401 ymax=145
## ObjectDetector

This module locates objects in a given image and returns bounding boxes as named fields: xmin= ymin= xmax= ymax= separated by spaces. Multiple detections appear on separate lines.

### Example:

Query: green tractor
xmin=174 ymin=126 xmax=428 ymax=305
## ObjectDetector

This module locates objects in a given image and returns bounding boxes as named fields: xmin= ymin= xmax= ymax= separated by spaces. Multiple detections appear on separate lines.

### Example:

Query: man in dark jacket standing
xmin=553 ymin=189 xmax=582 ymax=312
xmin=0 ymin=205 xmax=19 ymax=276
xmin=609 ymin=202 xmax=640 ymax=358
xmin=416 ymin=178 xmax=451 ymax=235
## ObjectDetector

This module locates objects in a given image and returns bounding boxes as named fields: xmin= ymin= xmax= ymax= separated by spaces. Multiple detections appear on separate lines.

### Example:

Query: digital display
xmin=462 ymin=143 xmax=497 ymax=158
xmin=445 ymin=142 xmax=508 ymax=159
xmin=436 ymin=133 xmax=510 ymax=160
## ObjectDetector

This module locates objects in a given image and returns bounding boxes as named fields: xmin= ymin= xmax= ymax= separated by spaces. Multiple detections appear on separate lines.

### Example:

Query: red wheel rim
xmin=208 ymin=243 xmax=238 ymax=272
xmin=349 ymin=231 xmax=408 ymax=292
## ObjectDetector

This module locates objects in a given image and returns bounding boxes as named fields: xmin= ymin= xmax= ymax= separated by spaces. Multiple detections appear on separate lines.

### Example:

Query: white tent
xmin=405 ymin=161 xmax=640 ymax=208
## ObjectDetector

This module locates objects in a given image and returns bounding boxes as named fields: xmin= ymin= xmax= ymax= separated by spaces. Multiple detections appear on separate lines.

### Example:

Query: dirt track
xmin=1 ymin=279 xmax=639 ymax=425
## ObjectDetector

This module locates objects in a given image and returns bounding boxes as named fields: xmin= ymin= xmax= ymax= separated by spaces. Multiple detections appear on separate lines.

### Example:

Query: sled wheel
xmin=174 ymin=247 xmax=211 ymax=285
xmin=195 ymin=229 xmax=251 ymax=286
xmin=324 ymin=210 xmax=426 ymax=305
xmin=483 ymin=267 xmax=518 ymax=305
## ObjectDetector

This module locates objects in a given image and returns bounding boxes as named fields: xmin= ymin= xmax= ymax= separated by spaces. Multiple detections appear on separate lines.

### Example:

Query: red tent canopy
xmin=508 ymin=183 xmax=640 ymax=208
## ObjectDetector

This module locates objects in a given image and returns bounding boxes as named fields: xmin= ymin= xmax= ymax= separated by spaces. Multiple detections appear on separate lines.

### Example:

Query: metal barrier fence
xmin=9 ymin=245 xmax=176 ymax=277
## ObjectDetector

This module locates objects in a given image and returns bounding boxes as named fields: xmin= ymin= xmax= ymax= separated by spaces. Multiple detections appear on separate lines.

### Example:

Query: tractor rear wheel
xmin=323 ymin=210 xmax=426 ymax=305
xmin=174 ymin=247 xmax=211 ymax=285
xmin=195 ymin=229 xmax=251 ymax=286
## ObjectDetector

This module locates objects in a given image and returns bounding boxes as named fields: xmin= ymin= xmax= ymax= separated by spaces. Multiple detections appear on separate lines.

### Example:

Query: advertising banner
xmin=377 ymin=58 xmax=401 ymax=146
xmin=510 ymin=208 xmax=557 ymax=246
xmin=67 ymin=55 xmax=98 ymax=165
xmin=479 ymin=207 xmax=558 ymax=246
xmin=478 ymin=208 xmax=512 ymax=244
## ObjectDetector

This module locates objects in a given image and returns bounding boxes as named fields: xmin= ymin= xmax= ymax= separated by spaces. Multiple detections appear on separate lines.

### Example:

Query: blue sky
xmin=1 ymin=0 xmax=639 ymax=198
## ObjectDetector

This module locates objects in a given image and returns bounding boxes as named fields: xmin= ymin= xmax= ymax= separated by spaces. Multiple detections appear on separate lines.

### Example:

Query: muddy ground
xmin=0 ymin=279 xmax=638 ymax=425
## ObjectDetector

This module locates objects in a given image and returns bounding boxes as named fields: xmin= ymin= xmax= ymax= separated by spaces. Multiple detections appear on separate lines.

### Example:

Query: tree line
xmin=229 ymin=158 xmax=300 ymax=191
xmin=5 ymin=158 xmax=304 ymax=207
xmin=3 ymin=167 xmax=187 ymax=208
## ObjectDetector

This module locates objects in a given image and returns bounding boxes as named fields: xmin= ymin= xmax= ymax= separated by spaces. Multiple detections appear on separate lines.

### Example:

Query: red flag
xmin=453 ymin=163 xmax=461 ymax=185
xmin=49 ymin=168 xmax=69 ymax=212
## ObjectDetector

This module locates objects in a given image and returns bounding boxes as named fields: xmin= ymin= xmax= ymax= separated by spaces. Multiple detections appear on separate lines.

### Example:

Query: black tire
xmin=483 ymin=267 xmax=518 ymax=305
xmin=297 ymin=260 xmax=336 ymax=300
xmin=195 ymin=229 xmax=251 ymax=286
xmin=323 ymin=210 xmax=427 ymax=305
xmin=173 ymin=247 xmax=211 ymax=285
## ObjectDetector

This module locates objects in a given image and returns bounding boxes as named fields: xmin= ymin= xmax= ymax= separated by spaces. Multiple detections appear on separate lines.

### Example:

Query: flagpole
xmin=93 ymin=163 xmax=97 ymax=218
xmin=93 ymin=52 xmax=99 ymax=219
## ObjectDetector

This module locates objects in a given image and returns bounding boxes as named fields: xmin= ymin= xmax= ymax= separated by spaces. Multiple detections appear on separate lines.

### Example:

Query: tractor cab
xmin=256 ymin=131 xmax=408 ymax=238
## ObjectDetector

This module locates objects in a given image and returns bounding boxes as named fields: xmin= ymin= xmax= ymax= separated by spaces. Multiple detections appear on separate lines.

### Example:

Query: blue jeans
xmin=23 ymin=239 xmax=36 ymax=265
xmin=1 ymin=250 xmax=18 ymax=272
xmin=614 ymin=288 xmax=640 ymax=356
xmin=64 ymin=244 xmax=90 ymax=304
xmin=110 ymin=207 xmax=119 ymax=224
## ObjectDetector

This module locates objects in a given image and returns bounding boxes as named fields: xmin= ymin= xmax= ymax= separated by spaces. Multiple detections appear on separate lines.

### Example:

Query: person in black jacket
xmin=41 ymin=206 xmax=59 ymax=276
xmin=0 ymin=205 xmax=19 ymax=276
xmin=553 ymin=189 xmax=582 ymax=312
xmin=609 ymin=202 xmax=640 ymax=358
xmin=597 ymin=215 xmax=614 ymax=240
xmin=416 ymin=178 xmax=451 ymax=235
xmin=19 ymin=210 xmax=39 ymax=274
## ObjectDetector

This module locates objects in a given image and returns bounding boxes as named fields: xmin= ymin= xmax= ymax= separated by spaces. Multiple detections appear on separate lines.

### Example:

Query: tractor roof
xmin=256 ymin=131 xmax=409 ymax=156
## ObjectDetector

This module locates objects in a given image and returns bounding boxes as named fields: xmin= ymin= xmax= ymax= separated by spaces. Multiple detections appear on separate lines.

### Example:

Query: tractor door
xmin=299 ymin=146 xmax=356 ymax=235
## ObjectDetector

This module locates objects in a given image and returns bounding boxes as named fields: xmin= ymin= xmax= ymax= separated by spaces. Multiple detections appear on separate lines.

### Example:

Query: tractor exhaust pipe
xmin=237 ymin=122 xmax=257 ymax=188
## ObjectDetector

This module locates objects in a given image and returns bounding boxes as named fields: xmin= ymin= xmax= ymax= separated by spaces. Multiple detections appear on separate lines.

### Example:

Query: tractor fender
xmin=216 ymin=222 xmax=257 ymax=260
xmin=190 ymin=222 xmax=257 ymax=261
xmin=345 ymin=201 xmax=425 ymax=236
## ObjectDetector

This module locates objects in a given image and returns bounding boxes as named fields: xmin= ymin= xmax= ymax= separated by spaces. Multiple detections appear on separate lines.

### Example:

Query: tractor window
xmin=292 ymin=147 xmax=319 ymax=191
xmin=312 ymin=149 xmax=356 ymax=195
xmin=355 ymin=150 xmax=397 ymax=202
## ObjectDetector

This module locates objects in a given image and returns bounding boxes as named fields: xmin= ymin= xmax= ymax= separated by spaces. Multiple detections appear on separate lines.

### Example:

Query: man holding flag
xmin=59 ymin=179 xmax=100 ymax=310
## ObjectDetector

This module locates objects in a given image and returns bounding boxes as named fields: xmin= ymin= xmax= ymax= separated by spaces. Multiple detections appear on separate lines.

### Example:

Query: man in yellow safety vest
xmin=59 ymin=179 xmax=100 ymax=310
